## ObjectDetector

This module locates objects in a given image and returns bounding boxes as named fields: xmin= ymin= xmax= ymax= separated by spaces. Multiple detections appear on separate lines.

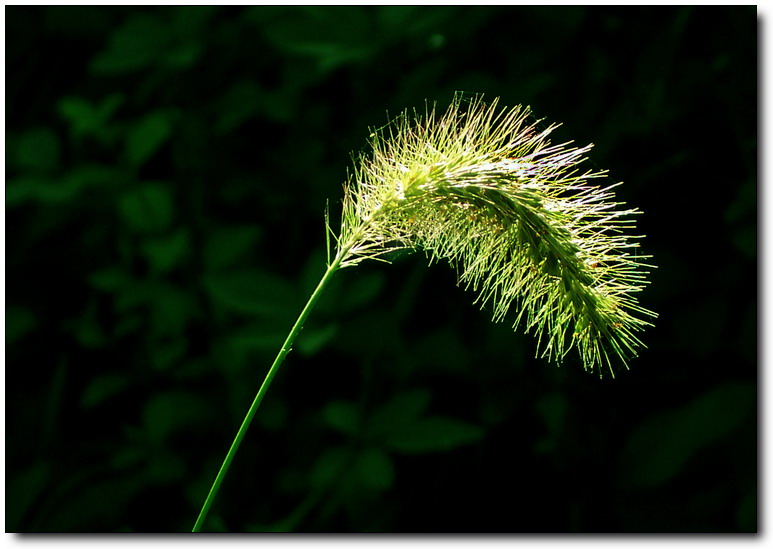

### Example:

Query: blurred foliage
xmin=5 ymin=6 xmax=756 ymax=533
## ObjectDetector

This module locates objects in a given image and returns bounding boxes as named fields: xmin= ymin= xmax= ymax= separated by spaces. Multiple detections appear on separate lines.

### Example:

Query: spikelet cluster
xmin=334 ymin=93 xmax=655 ymax=376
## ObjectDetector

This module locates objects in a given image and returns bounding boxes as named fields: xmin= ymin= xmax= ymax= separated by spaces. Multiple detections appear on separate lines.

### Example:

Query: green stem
xmin=192 ymin=253 xmax=345 ymax=532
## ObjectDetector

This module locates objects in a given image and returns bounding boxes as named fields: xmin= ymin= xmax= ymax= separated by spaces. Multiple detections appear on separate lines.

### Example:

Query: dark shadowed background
xmin=5 ymin=5 xmax=756 ymax=533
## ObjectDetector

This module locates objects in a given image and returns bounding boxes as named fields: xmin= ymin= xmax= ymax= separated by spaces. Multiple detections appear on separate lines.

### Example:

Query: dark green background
xmin=6 ymin=6 xmax=756 ymax=533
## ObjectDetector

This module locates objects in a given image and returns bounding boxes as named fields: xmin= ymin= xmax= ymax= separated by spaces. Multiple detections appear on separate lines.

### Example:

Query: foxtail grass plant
xmin=192 ymin=93 xmax=656 ymax=531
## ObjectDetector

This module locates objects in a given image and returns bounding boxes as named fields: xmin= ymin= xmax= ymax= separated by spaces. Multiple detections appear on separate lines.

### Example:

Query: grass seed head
xmin=337 ymin=93 xmax=656 ymax=377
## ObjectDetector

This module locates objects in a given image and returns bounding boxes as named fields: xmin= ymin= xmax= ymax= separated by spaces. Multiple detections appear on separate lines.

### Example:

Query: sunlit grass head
xmin=336 ymin=93 xmax=656 ymax=377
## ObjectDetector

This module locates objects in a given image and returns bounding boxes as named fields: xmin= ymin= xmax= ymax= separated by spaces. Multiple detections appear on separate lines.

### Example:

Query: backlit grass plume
xmin=334 ymin=93 xmax=655 ymax=374
xmin=193 ymin=93 xmax=655 ymax=531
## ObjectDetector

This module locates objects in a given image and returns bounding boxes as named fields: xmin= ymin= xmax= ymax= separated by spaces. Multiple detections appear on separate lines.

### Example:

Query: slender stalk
xmin=192 ymin=253 xmax=345 ymax=532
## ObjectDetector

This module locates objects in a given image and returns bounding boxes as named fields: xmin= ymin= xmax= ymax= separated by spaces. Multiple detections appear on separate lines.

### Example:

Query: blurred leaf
xmin=7 ymin=164 xmax=119 ymax=205
xmin=202 ymin=225 xmax=262 ymax=271
xmin=367 ymin=389 xmax=432 ymax=441
xmin=376 ymin=5 xmax=423 ymax=31
xmin=58 ymin=94 xmax=124 ymax=141
xmin=148 ymin=284 xmax=197 ymax=337
xmin=15 ymin=127 xmax=60 ymax=174
xmin=126 ymin=111 xmax=173 ymax=168
xmin=114 ymin=280 xmax=157 ymax=312
xmin=149 ymin=336 xmax=188 ymax=372
xmin=310 ymin=446 xmax=349 ymax=489
xmin=90 ymin=13 xmax=167 ymax=74
xmin=81 ymin=374 xmax=131 ymax=409
xmin=202 ymin=269 xmax=298 ymax=317
xmin=226 ymin=320 xmax=289 ymax=353
xmin=70 ymin=299 xmax=108 ymax=348
xmin=296 ymin=322 xmax=338 ymax=356
xmin=376 ymin=6 xmax=457 ymax=39
xmin=125 ymin=7 xmax=215 ymax=71
xmin=58 ymin=97 xmax=98 ymax=128
xmin=6 ymin=176 xmax=45 ymax=207
xmin=215 ymin=81 xmax=263 ymax=135
xmin=354 ymin=449 xmax=394 ymax=492
xmin=117 ymin=183 xmax=174 ymax=233
xmin=6 ymin=306 xmax=37 ymax=345
xmin=112 ymin=279 xmax=196 ymax=337
xmin=61 ymin=164 xmax=123 ymax=194
xmin=143 ymin=391 xmax=208 ymax=442
xmin=89 ymin=265 xmax=133 ymax=292
xmin=681 ymin=382 xmax=756 ymax=447
xmin=204 ymin=516 xmax=230 ymax=533
xmin=382 ymin=415 xmax=485 ymax=454
xmin=215 ymin=81 xmax=296 ymax=134
xmin=162 ymin=41 xmax=202 ymax=70
xmin=309 ymin=446 xmax=394 ymax=505
xmin=323 ymin=400 xmax=361 ymax=436
xmin=363 ymin=388 xmax=486 ymax=454
xmin=141 ymin=227 xmax=191 ymax=274
xmin=261 ymin=6 xmax=376 ymax=71
xmin=622 ymin=382 xmax=755 ymax=487
xmin=171 ymin=5 xmax=220 ymax=36
xmin=111 ymin=447 xmax=144 ymax=470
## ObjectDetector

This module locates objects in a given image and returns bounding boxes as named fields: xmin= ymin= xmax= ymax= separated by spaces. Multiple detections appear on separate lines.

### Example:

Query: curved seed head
xmin=337 ymin=93 xmax=656 ymax=377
